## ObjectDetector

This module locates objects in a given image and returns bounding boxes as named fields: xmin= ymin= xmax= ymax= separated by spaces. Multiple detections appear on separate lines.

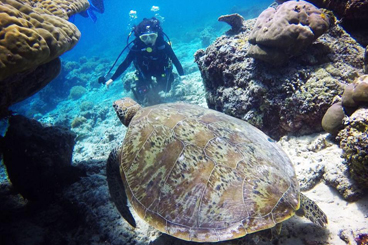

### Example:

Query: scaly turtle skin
xmin=107 ymin=97 xmax=327 ymax=242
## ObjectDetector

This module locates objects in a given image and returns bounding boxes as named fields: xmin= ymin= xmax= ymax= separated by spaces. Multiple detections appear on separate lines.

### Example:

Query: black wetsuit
xmin=110 ymin=38 xmax=184 ymax=100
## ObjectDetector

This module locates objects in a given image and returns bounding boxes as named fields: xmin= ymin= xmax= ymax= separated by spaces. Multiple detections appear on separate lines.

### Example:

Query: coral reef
xmin=2 ymin=1 xmax=367 ymax=242
xmin=71 ymin=116 xmax=87 ymax=128
xmin=64 ymin=60 xmax=80 ymax=72
xmin=321 ymin=75 xmax=368 ymax=192
xmin=24 ymin=0 xmax=90 ymax=20
xmin=337 ymin=108 xmax=368 ymax=190
xmin=0 ymin=0 xmax=89 ymax=118
xmin=66 ymin=56 xmax=108 ymax=88
xmin=323 ymin=75 xmax=368 ymax=135
xmin=80 ymin=100 xmax=94 ymax=112
xmin=0 ymin=0 xmax=88 ymax=80
xmin=195 ymin=18 xmax=364 ymax=139
xmin=365 ymin=45 xmax=368 ymax=73
xmin=218 ymin=13 xmax=245 ymax=35
xmin=247 ymin=0 xmax=331 ymax=65
xmin=69 ymin=85 xmax=87 ymax=100
xmin=307 ymin=0 xmax=368 ymax=27
xmin=276 ymin=0 xmax=368 ymax=46
xmin=355 ymin=232 xmax=368 ymax=245
xmin=275 ymin=0 xmax=368 ymax=24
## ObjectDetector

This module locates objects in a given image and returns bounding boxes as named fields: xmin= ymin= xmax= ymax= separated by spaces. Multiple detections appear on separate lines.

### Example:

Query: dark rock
xmin=0 ymin=115 xmax=85 ymax=201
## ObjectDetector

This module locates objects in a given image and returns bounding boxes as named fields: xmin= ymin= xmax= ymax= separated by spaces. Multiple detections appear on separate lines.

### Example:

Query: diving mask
xmin=139 ymin=32 xmax=158 ymax=46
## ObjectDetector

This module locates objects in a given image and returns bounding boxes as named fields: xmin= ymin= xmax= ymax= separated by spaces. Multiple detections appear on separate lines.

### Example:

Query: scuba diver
xmin=99 ymin=17 xmax=184 ymax=104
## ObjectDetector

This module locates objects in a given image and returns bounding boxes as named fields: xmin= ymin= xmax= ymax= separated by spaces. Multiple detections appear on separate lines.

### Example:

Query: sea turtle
xmin=106 ymin=97 xmax=328 ymax=242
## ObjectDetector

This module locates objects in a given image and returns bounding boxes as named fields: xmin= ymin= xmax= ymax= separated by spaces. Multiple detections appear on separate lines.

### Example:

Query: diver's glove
xmin=98 ymin=76 xmax=106 ymax=84
xmin=106 ymin=79 xmax=113 ymax=89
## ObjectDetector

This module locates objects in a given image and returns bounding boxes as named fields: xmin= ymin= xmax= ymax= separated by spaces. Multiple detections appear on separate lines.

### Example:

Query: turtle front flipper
xmin=106 ymin=147 xmax=136 ymax=228
xmin=298 ymin=193 xmax=328 ymax=227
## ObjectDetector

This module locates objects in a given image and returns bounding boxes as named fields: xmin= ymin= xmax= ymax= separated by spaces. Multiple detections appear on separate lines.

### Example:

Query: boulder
xmin=0 ymin=115 xmax=85 ymax=201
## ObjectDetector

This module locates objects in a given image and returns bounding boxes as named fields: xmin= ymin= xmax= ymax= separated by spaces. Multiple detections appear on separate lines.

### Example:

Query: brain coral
xmin=24 ymin=0 xmax=90 ymax=20
xmin=0 ymin=0 xmax=89 ymax=81
xmin=247 ymin=0 xmax=331 ymax=65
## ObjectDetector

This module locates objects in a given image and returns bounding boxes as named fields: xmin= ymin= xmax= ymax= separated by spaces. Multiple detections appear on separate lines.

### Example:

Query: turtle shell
xmin=119 ymin=102 xmax=300 ymax=242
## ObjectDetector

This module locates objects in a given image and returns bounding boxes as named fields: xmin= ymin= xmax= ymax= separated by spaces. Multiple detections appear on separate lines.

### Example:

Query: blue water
xmin=65 ymin=0 xmax=272 ymax=60
xmin=10 ymin=0 xmax=272 ymax=119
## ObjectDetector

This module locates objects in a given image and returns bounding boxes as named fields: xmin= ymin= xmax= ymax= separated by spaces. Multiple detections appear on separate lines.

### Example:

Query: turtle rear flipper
xmin=106 ymin=147 xmax=136 ymax=228
xmin=297 ymin=193 xmax=328 ymax=227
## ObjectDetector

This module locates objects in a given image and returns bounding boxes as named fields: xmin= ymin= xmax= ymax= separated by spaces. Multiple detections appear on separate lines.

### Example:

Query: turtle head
xmin=113 ymin=98 xmax=141 ymax=127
